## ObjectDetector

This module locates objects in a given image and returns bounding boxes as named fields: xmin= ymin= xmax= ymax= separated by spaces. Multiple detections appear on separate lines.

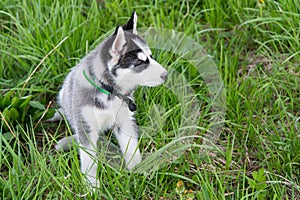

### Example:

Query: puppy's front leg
xmin=113 ymin=122 xmax=141 ymax=170
xmin=79 ymin=130 xmax=99 ymax=187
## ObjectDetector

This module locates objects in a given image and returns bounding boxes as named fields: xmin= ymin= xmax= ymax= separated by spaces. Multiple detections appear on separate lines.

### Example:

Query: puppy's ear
xmin=111 ymin=26 xmax=126 ymax=55
xmin=122 ymin=11 xmax=138 ymax=35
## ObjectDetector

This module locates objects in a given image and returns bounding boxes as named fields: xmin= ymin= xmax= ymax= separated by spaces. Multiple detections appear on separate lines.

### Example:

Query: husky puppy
xmin=52 ymin=12 xmax=168 ymax=186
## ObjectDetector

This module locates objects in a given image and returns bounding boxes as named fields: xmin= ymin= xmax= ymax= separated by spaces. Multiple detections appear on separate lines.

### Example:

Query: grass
xmin=0 ymin=0 xmax=299 ymax=199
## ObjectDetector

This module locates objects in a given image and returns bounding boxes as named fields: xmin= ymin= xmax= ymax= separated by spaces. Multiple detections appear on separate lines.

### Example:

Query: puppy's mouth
xmin=140 ymin=81 xmax=166 ymax=87
xmin=140 ymin=72 xmax=168 ymax=87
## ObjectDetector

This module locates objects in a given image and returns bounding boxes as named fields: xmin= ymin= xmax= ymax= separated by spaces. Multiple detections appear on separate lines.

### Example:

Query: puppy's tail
xmin=55 ymin=134 xmax=79 ymax=151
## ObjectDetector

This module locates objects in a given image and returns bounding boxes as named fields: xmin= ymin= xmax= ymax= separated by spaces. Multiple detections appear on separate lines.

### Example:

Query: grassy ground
xmin=0 ymin=0 xmax=299 ymax=199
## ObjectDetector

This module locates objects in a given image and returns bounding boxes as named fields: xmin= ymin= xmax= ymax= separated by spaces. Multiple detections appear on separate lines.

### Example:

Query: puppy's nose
xmin=160 ymin=71 xmax=168 ymax=81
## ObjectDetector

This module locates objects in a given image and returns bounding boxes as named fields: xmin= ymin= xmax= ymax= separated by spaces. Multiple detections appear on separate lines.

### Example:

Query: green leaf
xmin=253 ymin=169 xmax=266 ymax=183
xmin=257 ymin=182 xmax=267 ymax=191
xmin=2 ymin=94 xmax=11 ymax=109
xmin=257 ymin=168 xmax=265 ymax=181
xmin=10 ymin=107 xmax=20 ymax=121
xmin=0 ymin=93 xmax=3 ymax=103
xmin=44 ymin=109 xmax=56 ymax=120
xmin=33 ymin=111 xmax=44 ymax=121
xmin=2 ymin=132 xmax=15 ymax=141
xmin=2 ymin=108 xmax=11 ymax=131
xmin=19 ymin=95 xmax=32 ymax=110
xmin=252 ymin=171 xmax=258 ymax=180
xmin=11 ymin=96 xmax=20 ymax=108
xmin=248 ymin=178 xmax=256 ymax=188
xmin=29 ymin=100 xmax=45 ymax=110
xmin=19 ymin=96 xmax=32 ymax=122
xmin=2 ymin=108 xmax=11 ymax=122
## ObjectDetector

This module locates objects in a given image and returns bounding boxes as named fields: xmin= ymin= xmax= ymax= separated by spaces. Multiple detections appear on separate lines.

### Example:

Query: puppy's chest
xmin=95 ymin=94 xmax=124 ymax=111
xmin=93 ymin=94 xmax=133 ymax=122
xmin=80 ymin=94 xmax=133 ymax=131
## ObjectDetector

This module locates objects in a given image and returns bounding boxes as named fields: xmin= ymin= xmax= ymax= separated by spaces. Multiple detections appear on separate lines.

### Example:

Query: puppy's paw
xmin=55 ymin=134 xmax=78 ymax=151
xmin=126 ymin=152 xmax=142 ymax=170
xmin=85 ymin=176 xmax=100 ymax=192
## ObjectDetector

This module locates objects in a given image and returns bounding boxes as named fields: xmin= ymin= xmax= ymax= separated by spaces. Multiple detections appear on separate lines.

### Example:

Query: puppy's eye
xmin=136 ymin=60 xmax=143 ymax=66
xmin=136 ymin=58 xmax=149 ymax=66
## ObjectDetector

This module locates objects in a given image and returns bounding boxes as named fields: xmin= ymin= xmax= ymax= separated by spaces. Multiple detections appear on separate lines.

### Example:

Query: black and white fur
xmin=51 ymin=12 xmax=168 ymax=186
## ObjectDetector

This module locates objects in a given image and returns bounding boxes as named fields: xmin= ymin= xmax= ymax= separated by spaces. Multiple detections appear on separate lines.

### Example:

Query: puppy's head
xmin=104 ymin=12 xmax=168 ymax=93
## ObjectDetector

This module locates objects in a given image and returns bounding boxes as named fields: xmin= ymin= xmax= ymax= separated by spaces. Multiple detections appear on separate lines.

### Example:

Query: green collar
xmin=82 ymin=70 xmax=137 ymax=112
xmin=82 ymin=70 xmax=111 ymax=95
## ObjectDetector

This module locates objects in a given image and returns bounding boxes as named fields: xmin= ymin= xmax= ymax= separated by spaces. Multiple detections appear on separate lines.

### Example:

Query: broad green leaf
xmin=2 ymin=107 xmax=11 ymax=121
xmin=29 ymin=100 xmax=45 ymax=110
xmin=2 ymin=94 xmax=11 ymax=109
xmin=10 ymin=107 xmax=20 ymax=121
xmin=11 ymin=96 xmax=20 ymax=108
xmin=19 ymin=96 xmax=32 ymax=110
xmin=2 ymin=132 xmax=15 ymax=141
